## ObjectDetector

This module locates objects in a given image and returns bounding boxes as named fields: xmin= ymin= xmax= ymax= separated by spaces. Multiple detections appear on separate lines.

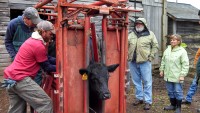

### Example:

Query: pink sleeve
xmin=34 ymin=45 xmax=48 ymax=63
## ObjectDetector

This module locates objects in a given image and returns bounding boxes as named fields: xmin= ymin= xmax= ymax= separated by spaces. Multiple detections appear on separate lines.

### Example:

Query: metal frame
xmin=34 ymin=0 xmax=141 ymax=113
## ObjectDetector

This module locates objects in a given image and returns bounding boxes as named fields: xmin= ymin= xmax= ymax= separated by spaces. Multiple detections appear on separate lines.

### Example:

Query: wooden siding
xmin=143 ymin=4 xmax=163 ymax=65
xmin=0 ymin=35 xmax=11 ymax=76
xmin=177 ymin=21 xmax=200 ymax=35
xmin=0 ymin=0 xmax=10 ymax=76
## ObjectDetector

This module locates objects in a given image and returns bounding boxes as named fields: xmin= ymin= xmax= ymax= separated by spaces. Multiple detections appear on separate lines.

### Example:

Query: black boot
xmin=164 ymin=98 xmax=176 ymax=110
xmin=175 ymin=99 xmax=182 ymax=113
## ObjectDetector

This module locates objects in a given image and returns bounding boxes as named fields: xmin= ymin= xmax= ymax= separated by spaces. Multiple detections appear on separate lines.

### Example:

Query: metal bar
xmin=56 ymin=1 xmax=64 ymax=112
xmin=84 ymin=16 xmax=90 ymax=113
xmin=91 ymin=23 xmax=99 ymax=62
xmin=38 ymin=12 xmax=57 ymax=16
xmin=116 ymin=28 xmax=120 ymax=51
xmin=60 ymin=3 xmax=141 ymax=13
xmin=65 ymin=8 xmax=83 ymax=18
xmin=119 ymin=21 xmax=125 ymax=113
xmin=100 ymin=0 xmax=118 ymax=4
xmin=123 ymin=12 xmax=129 ymax=113
xmin=90 ymin=1 xmax=106 ymax=6
xmin=109 ymin=18 xmax=125 ymax=20
xmin=40 ymin=6 xmax=55 ymax=9
xmin=102 ymin=15 xmax=107 ymax=63
xmin=34 ymin=0 xmax=53 ymax=9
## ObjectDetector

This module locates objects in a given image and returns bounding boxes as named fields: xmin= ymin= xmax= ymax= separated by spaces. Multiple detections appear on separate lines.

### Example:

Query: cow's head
xmin=79 ymin=62 xmax=119 ymax=100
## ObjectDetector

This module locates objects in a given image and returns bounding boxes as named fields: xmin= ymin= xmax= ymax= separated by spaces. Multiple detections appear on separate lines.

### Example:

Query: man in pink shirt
xmin=2 ymin=20 xmax=56 ymax=113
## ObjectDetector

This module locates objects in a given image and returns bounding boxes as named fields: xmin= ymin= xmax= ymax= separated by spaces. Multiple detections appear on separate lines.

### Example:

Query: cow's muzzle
xmin=101 ymin=92 xmax=111 ymax=100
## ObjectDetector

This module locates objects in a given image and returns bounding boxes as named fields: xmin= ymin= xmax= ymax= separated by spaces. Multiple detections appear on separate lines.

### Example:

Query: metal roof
xmin=167 ymin=2 xmax=199 ymax=21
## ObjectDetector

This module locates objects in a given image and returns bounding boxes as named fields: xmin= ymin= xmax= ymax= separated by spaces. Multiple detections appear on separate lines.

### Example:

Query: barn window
xmin=10 ymin=9 xmax=48 ymax=20
xmin=10 ymin=9 xmax=23 ymax=20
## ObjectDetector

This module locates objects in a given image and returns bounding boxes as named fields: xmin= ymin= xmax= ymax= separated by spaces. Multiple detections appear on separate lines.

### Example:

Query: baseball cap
xmin=37 ymin=21 xmax=55 ymax=34
xmin=23 ymin=7 xmax=41 ymax=24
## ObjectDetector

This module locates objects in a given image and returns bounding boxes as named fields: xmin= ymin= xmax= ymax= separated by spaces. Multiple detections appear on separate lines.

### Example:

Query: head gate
xmin=34 ymin=0 xmax=141 ymax=113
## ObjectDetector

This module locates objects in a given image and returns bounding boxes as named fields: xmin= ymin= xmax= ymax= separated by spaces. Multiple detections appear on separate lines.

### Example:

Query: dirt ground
xmin=126 ymin=74 xmax=200 ymax=113
xmin=1 ymin=73 xmax=200 ymax=113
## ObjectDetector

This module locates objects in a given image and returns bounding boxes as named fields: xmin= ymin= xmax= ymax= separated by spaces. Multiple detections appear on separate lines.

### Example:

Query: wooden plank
xmin=0 ymin=0 xmax=8 ymax=3
xmin=0 ymin=2 xmax=8 ymax=8
xmin=0 ymin=26 xmax=7 ymax=30
xmin=0 ymin=36 xmax=5 ymax=40
xmin=0 ymin=39 xmax=5 ymax=45
xmin=0 ymin=49 xmax=9 ymax=54
xmin=0 ymin=63 xmax=10 ymax=67
xmin=0 ymin=45 xmax=6 ymax=48
xmin=0 ymin=67 xmax=6 ymax=76
xmin=0 ymin=11 xmax=10 ymax=17
xmin=0 ymin=8 xmax=9 ymax=12
xmin=0 ymin=53 xmax=10 ymax=59
xmin=0 ymin=58 xmax=11 ymax=63
xmin=0 ymin=30 xmax=6 ymax=35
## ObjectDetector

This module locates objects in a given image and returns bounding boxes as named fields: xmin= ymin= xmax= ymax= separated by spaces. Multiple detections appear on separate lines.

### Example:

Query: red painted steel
xmin=84 ymin=16 xmax=90 ymax=113
xmin=91 ymin=23 xmax=99 ymax=62
xmin=35 ymin=0 xmax=141 ymax=113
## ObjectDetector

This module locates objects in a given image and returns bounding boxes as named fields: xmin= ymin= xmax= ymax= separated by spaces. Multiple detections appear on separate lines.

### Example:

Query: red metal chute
xmin=35 ymin=0 xmax=141 ymax=113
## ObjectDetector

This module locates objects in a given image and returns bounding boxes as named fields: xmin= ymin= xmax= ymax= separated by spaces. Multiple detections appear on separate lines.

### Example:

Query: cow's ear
xmin=79 ymin=69 xmax=89 ymax=75
xmin=107 ymin=64 xmax=119 ymax=72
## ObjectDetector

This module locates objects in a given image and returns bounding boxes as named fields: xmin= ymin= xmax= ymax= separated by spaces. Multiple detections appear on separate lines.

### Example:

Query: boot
xmin=175 ymin=99 xmax=182 ymax=113
xmin=164 ymin=98 xmax=176 ymax=110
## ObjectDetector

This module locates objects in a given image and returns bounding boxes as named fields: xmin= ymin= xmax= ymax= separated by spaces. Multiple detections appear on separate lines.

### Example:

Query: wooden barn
xmin=167 ymin=2 xmax=200 ymax=35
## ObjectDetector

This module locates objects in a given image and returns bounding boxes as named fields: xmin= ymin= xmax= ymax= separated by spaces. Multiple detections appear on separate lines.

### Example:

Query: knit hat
xmin=23 ymin=7 xmax=41 ymax=24
xmin=37 ymin=21 xmax=55 ymax=34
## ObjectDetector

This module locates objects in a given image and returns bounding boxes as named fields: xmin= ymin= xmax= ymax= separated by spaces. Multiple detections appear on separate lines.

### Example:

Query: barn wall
xmin=177 ymin=21 xmax=200 ymax=35
xmin=142 ymin=0 xmax=163 ymax=65
xmin=0 ymin=0 xmax=10 ymax=76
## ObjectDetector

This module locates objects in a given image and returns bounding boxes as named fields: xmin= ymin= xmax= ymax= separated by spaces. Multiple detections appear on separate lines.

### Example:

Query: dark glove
xmin=1 ymin=79 xmax=17 ymax=89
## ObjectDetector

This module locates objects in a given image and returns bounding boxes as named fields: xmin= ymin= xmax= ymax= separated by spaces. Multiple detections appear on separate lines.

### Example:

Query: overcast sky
xmin=167 ymin=0 xmax=200 ymax=9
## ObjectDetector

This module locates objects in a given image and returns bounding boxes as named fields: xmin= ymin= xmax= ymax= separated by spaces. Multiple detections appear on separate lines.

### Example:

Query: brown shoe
xmin=144 ymin=103 xmax=151 ymax=110
xmin=132 ymin=100 xmax=143 ymax=106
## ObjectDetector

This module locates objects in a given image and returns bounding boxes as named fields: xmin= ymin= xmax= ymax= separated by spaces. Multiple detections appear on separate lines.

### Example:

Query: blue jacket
xmin=5 ymin=16 xmax=34 ymax=59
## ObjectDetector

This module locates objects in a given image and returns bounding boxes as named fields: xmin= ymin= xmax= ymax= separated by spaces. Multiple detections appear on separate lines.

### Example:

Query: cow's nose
xmin=103 ymin=92 xmax=111 ymax=100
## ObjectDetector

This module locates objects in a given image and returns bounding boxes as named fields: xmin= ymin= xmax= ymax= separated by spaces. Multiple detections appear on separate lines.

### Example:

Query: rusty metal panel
xmin=104 ymin=31 xmax=121 ymax=113
xmin=63 ymin=29 xmax=85 ymax=113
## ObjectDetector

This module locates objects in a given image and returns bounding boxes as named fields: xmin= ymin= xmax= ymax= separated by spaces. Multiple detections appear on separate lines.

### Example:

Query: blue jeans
xmin=166 ymin=82 xmax=183 ymax=100
xmin=185 ymin=75 xmax=198 ymax=102
xmin=129 ymin=61 xmax=152 ymax=104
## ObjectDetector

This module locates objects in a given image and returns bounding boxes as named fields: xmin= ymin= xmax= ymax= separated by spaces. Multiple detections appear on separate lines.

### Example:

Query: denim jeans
xmin=166 ymin=81 xmax=183 ymax=100
xmin=185 ymin=75 xmax=198 ymax=102
xmin=129 ymin=61 xmax=152 ymax=104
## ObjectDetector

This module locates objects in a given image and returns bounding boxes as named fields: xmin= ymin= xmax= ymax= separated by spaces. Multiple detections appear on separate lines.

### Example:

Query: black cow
xmin=79 ymin=62 xmax=119 ymax=113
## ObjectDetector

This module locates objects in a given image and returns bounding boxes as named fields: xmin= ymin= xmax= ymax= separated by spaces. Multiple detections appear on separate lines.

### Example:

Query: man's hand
xmin=160 ymin=71 xmax=164 ymax=77
xmin=1 ymin=79 xmax=17 ymax=89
